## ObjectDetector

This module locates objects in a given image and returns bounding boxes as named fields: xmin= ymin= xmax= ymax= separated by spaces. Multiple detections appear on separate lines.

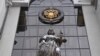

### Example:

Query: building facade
xmin=0 ymin=0 xmax=100 ymax=56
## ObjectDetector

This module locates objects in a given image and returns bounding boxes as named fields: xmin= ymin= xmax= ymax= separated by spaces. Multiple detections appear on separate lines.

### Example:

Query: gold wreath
xmin=43 ymin=9 xmax=59 ymax=19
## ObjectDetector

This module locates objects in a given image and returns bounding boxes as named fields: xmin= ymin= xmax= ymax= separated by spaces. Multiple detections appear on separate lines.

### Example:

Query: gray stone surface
xmin=78 ymin=27 xmax=87 ymax=36
xmin=61 ymin=50 xmax=66 ymax=56
xmin=27 ymin=7 xmax=41 ymax=15
xmin=26 ymin=16 xmax=38 ymax=25
xmin=81 ymin=49 xmax=91 ymax=56
xmin=65 ymin=37 xmax=79 ymax=48
xmin=38 ymin=26 xmax=51 ymax=36
xmin=79 ymin=37 xmax=89 ymax=48
xmin=25 ymin=26 xmax=38 ymax=36
xmin=75 ymin=8 xmax=78 ymax=15
xmin=16 ymin=31 xmax=25 ymax=36
xmin=12 ymin=0 xmax=91 ymax=56
xmin=22 ymin=50 xmax=37 ymax=56
xmin=23 ymin=37 xmax=38 ymax=49
xmin=63 ymin=7 xmax=75 ymax=15
xmin=52 ymin=26 xmax=64 ymax=35
xmin=64 ymin=26 xmax=78 ymax=36
xmin=12 ymin=50 xmax=22 ymax=56
xmin=64 ymin=16 xmax=77 ymax=25
xmin=66 ymin=50 xmax=80 ymax=56
xmin=61 ymin=0 xmax=72 ymax=4
xmin=14 ymin=38 xmax=24 ymax=49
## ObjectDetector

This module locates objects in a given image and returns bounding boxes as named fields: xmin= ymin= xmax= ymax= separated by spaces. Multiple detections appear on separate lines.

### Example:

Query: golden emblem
xmin=43 ymin=9 xmax=59 ymax=20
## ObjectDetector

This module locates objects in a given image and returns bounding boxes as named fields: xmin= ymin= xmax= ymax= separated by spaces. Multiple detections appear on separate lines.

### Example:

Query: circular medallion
xmin=39 ymin=7 xmax=64 ymax=24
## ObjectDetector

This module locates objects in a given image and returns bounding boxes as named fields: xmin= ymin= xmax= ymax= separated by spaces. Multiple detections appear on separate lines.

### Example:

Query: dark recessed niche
xmin=0 ymin=33 xmax=1 ymax=39
xmin=14 ymin=40 xmax=17 ymax=45
xmin=30 ymin=0 xmax=36 ymax=5
xmin=16 ymin=9 xmax=27 ymax=33
xmin=70 ymin=0 xmax=73 ymax=3
xmin=74 ymin=6 xmax=85 ymax=27
xmin=21 ymin=7 xmax=29 ymax=11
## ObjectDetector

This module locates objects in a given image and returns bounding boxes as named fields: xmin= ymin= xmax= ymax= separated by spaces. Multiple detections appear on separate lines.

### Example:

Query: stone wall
xmin=0 ymin=0 xmax=7 ymax=35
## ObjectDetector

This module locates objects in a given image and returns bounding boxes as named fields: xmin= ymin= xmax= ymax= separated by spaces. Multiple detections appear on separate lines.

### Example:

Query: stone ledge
xmin=12 ymin=0 xmax=31 ymax=7
xmin=73 ymin=0 xmax=91 ymax=6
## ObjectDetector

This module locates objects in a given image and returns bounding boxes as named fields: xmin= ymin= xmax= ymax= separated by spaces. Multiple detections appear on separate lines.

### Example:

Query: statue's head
xmin=47 ymin=29 xmax=55 ymax=35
